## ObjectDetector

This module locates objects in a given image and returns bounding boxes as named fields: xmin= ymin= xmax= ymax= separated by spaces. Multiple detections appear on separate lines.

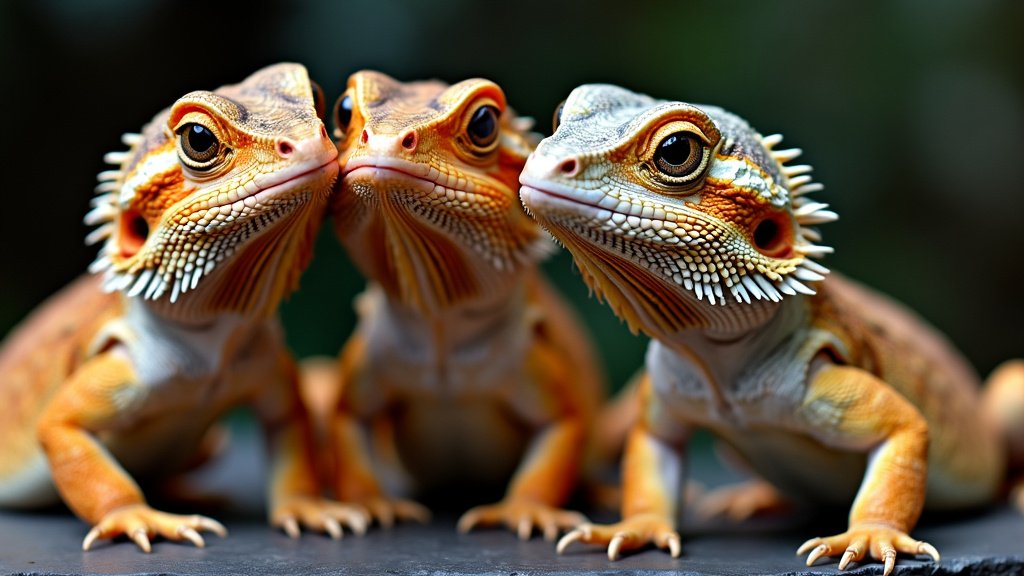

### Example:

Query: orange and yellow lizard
xmin=0 ymin=63 xmax=368 ymax=551
xmin=518 ymin=84 xmax=1024 ymax=574
xmin=319 ymin=71 xmax=605 ymax=539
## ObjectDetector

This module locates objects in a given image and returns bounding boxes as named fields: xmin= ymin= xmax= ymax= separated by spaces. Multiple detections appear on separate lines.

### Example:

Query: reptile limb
xmin=796 ymin=364 xmax=937 ymax=575
xmin=695 ymin=479 xmax=789 ymax=521
xmin=36 ymin=353 xmax=227 ymax=552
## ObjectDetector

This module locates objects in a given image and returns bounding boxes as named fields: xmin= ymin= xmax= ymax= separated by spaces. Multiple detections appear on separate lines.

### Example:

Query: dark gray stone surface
xmin=1 ymin=506 xmax=1022 ymax=576
xmin=2 ymin=419 xmax=1021 ymax=575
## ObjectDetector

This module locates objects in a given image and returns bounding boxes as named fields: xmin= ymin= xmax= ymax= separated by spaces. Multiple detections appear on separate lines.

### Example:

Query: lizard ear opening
xmin=118 ymin=210 xmax=149 ymax=258
xmin=751 ymin=213 xmax=794 ymax=259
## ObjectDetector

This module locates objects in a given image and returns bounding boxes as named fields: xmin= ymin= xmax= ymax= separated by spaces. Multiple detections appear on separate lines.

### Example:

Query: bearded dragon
xmin=518 ymin=84 xmax=1024 ymax=574
xmin=322 ymin=71 xmax=604 ymax=539
xmin=0 ymin=63 xmax=368 ymax=551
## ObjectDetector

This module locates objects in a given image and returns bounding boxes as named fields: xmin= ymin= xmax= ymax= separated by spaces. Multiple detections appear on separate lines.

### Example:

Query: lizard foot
xmin=83 ymin=503 xmax=227 ymax=553
xmin=556 ymin=513 xmax=680 ymax=560
xmin=351 ymin=496 xmax=430 ymax=528
xmin=458 ymin=498 xmax=587 ymax=541
xmin=797 ymin=523 xmax=940 ymax=576
xmin=695 ymin=479 xmax=788 ymax=521
xmin=270 ymin=496 xmax=369 ymax=539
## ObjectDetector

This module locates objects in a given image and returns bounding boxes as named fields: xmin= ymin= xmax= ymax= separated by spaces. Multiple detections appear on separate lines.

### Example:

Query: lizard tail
xmin=981 ymin=359 xmax=1024 ymax=511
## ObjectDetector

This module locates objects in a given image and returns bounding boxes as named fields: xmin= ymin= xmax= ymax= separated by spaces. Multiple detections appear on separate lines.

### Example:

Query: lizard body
xmin=519 ymin=84 xmax=1024 ymax=573
xmin=0 ymin=63 xmax=367 ymax=551
xmin=324 ymin=71 xmax=605 ymax=539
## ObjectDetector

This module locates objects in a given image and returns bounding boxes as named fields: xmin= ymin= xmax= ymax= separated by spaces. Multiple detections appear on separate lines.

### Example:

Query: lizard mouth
xmin=255 ymin=159 xmax=338 ymax=199
xmin=519 ymin=181 xmax=609 ymax=218
xmin=342 ymin=156 xmax=439 ymax=191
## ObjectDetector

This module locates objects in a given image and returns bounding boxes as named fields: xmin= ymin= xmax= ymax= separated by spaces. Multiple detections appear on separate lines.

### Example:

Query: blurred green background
xmin=1 ymin=0 xmax=1021 ymax=391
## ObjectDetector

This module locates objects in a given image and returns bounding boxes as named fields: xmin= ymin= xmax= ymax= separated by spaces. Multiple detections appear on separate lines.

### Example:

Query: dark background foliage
xmin=1 ymin=0 xmax=1022 ymax=390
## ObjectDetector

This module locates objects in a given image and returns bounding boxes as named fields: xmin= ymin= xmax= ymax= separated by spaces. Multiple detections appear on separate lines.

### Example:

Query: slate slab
xmin=1 ymin=419 xmax=1020 ymax=576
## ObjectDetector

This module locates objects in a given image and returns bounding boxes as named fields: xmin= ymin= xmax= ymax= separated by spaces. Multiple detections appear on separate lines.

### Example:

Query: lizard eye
xmin=552 ymin=100 xmax=565 ymax=133
xmin=466 ymin=105 xmax=499 ymax=151
xmin=334 ymin=94 xmax=353 ymax=137
xmin=177 ymin=123 xmax=221 ymax=170
xmin=310 ymin=81 xmax=326 ymax=121
xmin=652 ymin=132 xmax=710 ymax=182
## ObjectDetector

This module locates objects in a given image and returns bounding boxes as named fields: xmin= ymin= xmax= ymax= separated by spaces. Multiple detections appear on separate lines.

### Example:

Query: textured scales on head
xmin=332 ymin=70 xmax=548 ymax=313
xmin=85 ymin=63 xmax=337 ymax=319
xmin=520 ymin=84 xmax=836 ymax=336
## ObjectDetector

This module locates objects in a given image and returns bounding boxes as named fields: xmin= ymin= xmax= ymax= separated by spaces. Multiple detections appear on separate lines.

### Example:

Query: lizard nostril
xmin=276 ymin=139 xmax=295 ymax=158
xmin=401 ymin=131 xmax=417 ymax=151
xmin=558 ymin=158 xmax=578 ymax=176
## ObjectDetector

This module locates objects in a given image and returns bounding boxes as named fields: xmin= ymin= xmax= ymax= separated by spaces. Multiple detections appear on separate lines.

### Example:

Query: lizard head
xmin=86 ymin=63 xmax=338 ymax=320
xmin=331 ymin=70 xmax=546 ymax=312
xmin=520 ymin=84 xmax=835 ymax=338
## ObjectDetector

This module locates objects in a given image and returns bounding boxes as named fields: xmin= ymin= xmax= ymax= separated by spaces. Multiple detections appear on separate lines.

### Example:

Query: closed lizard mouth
xmin=519 ymin=180 xmax=627 ymax=223
xmin=343 ymin=156 xmax=437 ymax=188
xmin=253 ymin=158 xmax=339 ymax=200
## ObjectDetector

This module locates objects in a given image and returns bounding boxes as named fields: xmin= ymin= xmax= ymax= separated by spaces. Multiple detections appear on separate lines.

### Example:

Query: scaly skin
xmin=520 ymin=84 xmax=1024 ymax=574
xmin=0 ymin=64 xmax=368 ymax=551
xmin=323 ymin=71 xmax=604 ymax=540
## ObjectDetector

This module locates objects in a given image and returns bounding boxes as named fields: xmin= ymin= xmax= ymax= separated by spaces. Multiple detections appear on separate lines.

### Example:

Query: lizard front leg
xmin=557 ymin=421 xmax=688 ymax=558
xmin=457 ymin=332 xmax=591 ymax=541
xmin=329 ymin=335 xmax=429 ymax=528
xmin=330 ymin=413 xmax=430 ymax=527
xmin=36 ymin=352 xmax=226 ymax=552
xmin=457 ymin=419 xmax=589 ymax=541
xmin=796 ymin=364 xmax=939 ymax=576
xmin=255 ymin=350 xmax=369 ymax=540
xmin=556 ymin=374 xmax=690 ymax=558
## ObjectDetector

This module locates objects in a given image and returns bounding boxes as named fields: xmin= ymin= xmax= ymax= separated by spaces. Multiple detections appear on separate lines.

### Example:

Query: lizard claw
xmin=796 ymin=524 xmax=939 ymax=576
xmin=130 ymin=529 xmax=151 ymax=553
xmin=353 ymin=496 xmax=430 ymax=528
xmin=556 ymin=526 xmax=588 ymax=554
xmin=281 ymin=516 xmax=300 ymax=539
xmin=82 ymin=504 xmax=227 ymax=552
xmin=554 ymin=513 xmax=680 ymax=560
xmin=177 ymin=526 xmax=206 ymax=548
xmin=270 ymin=496 xmax=369 ymax=539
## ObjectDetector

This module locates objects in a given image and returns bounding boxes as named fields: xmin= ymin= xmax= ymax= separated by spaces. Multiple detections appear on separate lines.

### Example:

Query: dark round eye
xmin=311 ymin=81 xmax=325 ymax=120
xmin=552 ymin=100 xmax=565 ymax=133
xmin=335 ymin=94 xmax=353 ymax=134
xmin=653 ymin=132 xmax=706 ymax=179
xmin=467 ymin=105 xmax=499 ymax=149
xmin=179 ymin=123 xmax=219 ymax=167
